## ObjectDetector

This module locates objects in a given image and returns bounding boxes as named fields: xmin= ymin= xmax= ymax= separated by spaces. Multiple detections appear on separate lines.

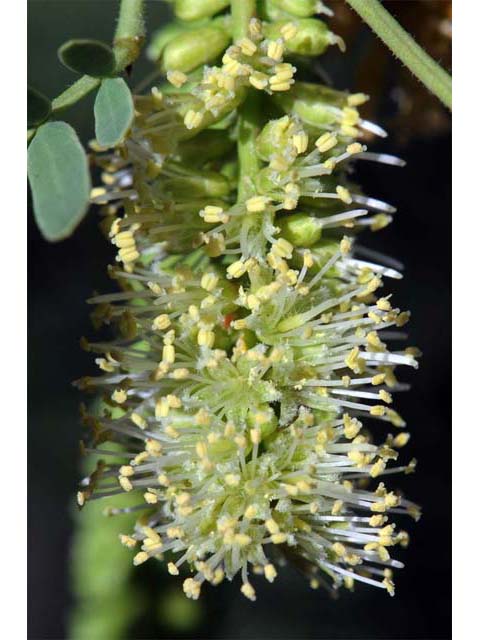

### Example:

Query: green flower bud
xmin=273 ymin=82 xmax=349 ymax=128
xmin=270 ymin=0 xmax=325 ymax=17
xmin=163 ymin=25 xmax=230 ymax=73
xmin=276 ymin=212 xmax=322 ymax=247
xmin=158 ymin=170 xmax=231 ymax=200
xmin=256 ymin=116 xmax=293 ymax=161
xmin=174 ymin=0 xmax=230 ymax=22
xmin=147 ymin=22 xmax=190 ymax=62
xmin=265 ymin=19 xmax=342 ymax=56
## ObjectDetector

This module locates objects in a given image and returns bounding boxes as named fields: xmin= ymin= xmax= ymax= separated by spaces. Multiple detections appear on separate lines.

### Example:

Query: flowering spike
xmin=78 ymin=0 xmax=419 ymax=603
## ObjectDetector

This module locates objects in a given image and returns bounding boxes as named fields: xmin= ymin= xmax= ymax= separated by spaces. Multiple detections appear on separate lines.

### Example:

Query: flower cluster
xmin=79 ymin=0 xmax=419 ymax=602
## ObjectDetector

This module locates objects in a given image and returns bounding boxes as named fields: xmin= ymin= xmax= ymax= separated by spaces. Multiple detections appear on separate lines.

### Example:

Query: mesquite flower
xmin=78 ymin=0 xmax=419 ymax=602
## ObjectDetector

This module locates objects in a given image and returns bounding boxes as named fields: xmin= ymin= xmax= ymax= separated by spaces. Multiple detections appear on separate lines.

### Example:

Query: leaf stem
xmin=345 ymin=0 xmax=452 ymax=110
xmin=231 ymin=0 xmax=260 ymax=202
xmin=51 ymin=0 xmax=145 ymax=114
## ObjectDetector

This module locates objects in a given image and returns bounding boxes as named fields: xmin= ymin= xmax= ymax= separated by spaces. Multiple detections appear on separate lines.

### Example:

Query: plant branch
xmin=52 ymin=0 xmax=145 ymax=114
xmin=346 ymin=0 xmax=452 ymax=110
xmin=231 ymin=0 xmax=260 ymax=202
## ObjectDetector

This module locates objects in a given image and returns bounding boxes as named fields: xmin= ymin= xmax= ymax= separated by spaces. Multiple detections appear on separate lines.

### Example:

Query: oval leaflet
xmin=94 ymin=78 xmax=134 ymax=148
xmin=27 ymin=122 xmax=91 ymax=241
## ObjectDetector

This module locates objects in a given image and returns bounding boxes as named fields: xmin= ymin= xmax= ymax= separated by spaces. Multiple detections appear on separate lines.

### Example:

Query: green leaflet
xmin=94 ymin=78 xmax=134 ymax=148
xmin=27 ymin=121 xmax=91 ymax=241
xmin=58 ymin=39 xmax=116 ymax=78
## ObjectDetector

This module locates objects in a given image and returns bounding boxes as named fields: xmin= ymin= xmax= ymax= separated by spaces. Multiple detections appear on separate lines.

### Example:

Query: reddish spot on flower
xmin=223 ymin=313 xmax=235 ymax=329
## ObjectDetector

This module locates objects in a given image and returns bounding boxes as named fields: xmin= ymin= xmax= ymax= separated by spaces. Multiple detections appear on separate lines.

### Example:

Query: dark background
xmin=28 ymin=1 xmax=451 ymax=638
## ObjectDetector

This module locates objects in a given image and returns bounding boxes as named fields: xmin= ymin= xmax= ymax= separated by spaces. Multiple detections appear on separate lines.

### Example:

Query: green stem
xmin=231 ymin=0 xmax=256 ymax=40
xmin=52 ymin=0 xmax=145 ymax=114
xmin=231 ymin=0 xmax=260 ymax=202
xmin=346 ymin=0 xmax=452 ymax=110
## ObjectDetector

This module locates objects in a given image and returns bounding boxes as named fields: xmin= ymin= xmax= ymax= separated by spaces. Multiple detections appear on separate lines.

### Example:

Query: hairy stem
xmin=52 ymin=0 xmax=145 ymax=114
xmin=346 ymin=0 xmax=452 ymax=110
xmin=232 ymin=0 xmax=260 ymax=202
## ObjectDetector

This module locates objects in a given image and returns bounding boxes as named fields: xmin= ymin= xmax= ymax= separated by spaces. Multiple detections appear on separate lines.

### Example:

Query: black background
xmin=28 ymin=2 xmax=451 ymax=638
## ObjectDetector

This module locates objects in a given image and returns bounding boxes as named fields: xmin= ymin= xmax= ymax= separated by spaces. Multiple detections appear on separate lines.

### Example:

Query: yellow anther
xmin=271 ymin=533 xmax=288 ymax=544
xmin=183 ymin=578 xmax=201 ymax=600
xmin=167 ymin=70 xmax=187 ymax=88
xmin=241 ymin=582 xmax=256 ymax=601
xmin=370 ymin=405 xmax=386 ymax=417
xmin=264 ymin=564 xmax=277 ymax=582
xmin=167 ymin=394 xmax=182 ymax=409
xmin=369 ymin=514 xmax=385 ymax=527
xmin=157 ymin=474 xmax=169 ymax=487
xmin=246 ymin=195 xmax=270 ymax=212
xmin=227 ymin=260 xmax=247 ymax=279
xmin=331 ymin=500 xmax=343 ymax=515
xmin=342 ymin=107 xmax=360 ymax=126
xmin=119 ymin=465 xmax=134 ymax=477
xmin=112 ymin=389 xmax=127 ymax=404
xmin=184 ymin=109 xmax=203 ymax=130
xmin=131 ymin=412 xmax=147 ymax=429
xmin=336 ymin=185 xmax=353 ymax=204
xmin=200 ymin=272 xmax=219 ymax=292
xmin=265 ymin=518 xmax=280 ymax=535
xmin=225 ymin=474 xmax=241 ymax=487
xmin=171 ymin=367 xmax=189 ymax=380
xmin=155 ymin=397 xmax=169 ymax=418
xmin=167 ymin=562 xmax=179 ymax=575
xmin=271 ymin=238 xmax=294 ymax=259
xmin=379 ymin=389 xmax=392 ymax=404
xmin=347 ymin=142 xmax=363 ymax=155
xmin=343 ymin=414 xmax=362 ymax=439
xmin=133 ymin=551 xmax=149 ymax=566
xmin=280 ymin=22 xmax=298 ymax=41
xmin=372 ymin=373 xmax=386 ymax=385
xmin=250 ymin=428 xmax=262 ymax=445
xmin=340 ymin=236 xmax=352 ymax=255
xmin=238 ymin=37 xmax=257 ymax=56
xmin=152 ymin=314 xmax=171 ymax=331
xmin=119 ymin=476 xmax=133 ymax=492
xmin=164 ymin=425 xmax=179 ymax=439
xmin=119 ymin=534 xmax=137 ymax=549
xmin=201 ymin=205 xmax=228 ymax=224
xmin=267 ymin=39 xmax=284 ymax=61
xmin=332 ymin=542 xmax=346 ymax=556
xmin=315 ymin=132 xmax=337 ymax=153
xmin=393 ymin=432 xmax=410 ymax=448
xmin=162 ymin=344 xmax=175 ymax=364
xmin=348 ymin=92 xmax=369 ymax=107
xmin=197 ymin=328 xmax=215 ymax=348
xmin=249 ymin=71 xmax=269 ymax=90
xmin=244 ymin=505 xmax=257 ymax=519
xmin=370 ymin=459 xmax=386 ymax=478
xmin=249 ymin=17 xmax=263 ymax=38
xmin=144 ymin=491 xmax=158 ymax=504
xmin=235 ymin=533 xmax=252 ymax=547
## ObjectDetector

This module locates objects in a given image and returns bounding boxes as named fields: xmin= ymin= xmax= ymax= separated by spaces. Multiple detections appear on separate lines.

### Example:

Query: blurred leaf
xmin=94 ymin=78 xmax=134 ymax=148
xmin=27 ymin=86 xmax=51 ymax=127
xmin=58 ymin=39 xmax=115 ymax=77
xmin=69 ymin=490 xmax=142 ymax=640
xmin=27 ymin=122 xmax=91 ymax=241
